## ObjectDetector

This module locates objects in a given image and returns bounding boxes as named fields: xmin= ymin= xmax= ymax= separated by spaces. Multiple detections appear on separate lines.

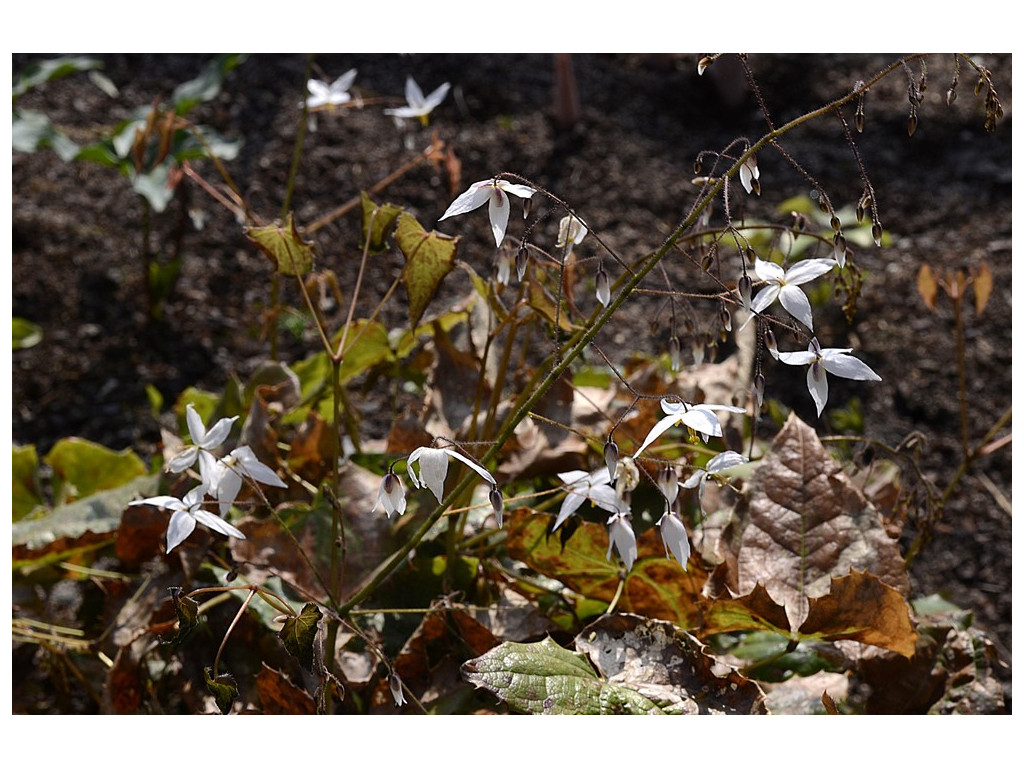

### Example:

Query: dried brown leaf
xmin=916 ymin=263 xmax=938 ymax=310
xmin=257 ymin=664 xmax=316 ymax=714
xmin=715 ymin=413 xmax=908 ymax=630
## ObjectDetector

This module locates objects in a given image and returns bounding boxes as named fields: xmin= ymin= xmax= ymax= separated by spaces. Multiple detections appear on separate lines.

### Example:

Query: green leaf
xmin=12 ymin=110 xmax=80 ymax=161
xmin=394 ymin=213 xmax=459 ymax=329
xmin=12 ymin=317 xmax=43 ymax=350
xmin=171 ymin=54 xmax=248 ymax=114
xmin=462 ymin=636 xmax=674 ymax=714
xmin=204 ymin=667 xmax=238 ymax=714
xmin=12 ymin=473 xmax=159 ymax=555
xmin=43 ymin=437 xmax=147 ymax=506
xmin=131 ymin=164 xmax=175 ymax=212
xmin=165 ymin=586 xmax=201 ymax=649
xmin=360 ymin=193 xmax=403 ymax=254
xmin=12 ymin=444 xmax=45 ymax=521
xmin=246 ymin=213 xmax=316 ymax=276
xmin=279 ymin=603 xmax=322 ymax=672
xmin=13 ymin=55 xmax=104 ymax=99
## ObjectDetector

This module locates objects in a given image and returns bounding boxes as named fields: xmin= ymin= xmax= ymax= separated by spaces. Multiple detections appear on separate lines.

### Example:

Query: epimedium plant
xmin=11 ymin=53 xmax=1009 ymax=715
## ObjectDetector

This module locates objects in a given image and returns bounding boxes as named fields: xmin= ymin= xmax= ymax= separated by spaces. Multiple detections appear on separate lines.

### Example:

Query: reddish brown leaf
xmin=257 ymin=664 xmax=316 ymax=714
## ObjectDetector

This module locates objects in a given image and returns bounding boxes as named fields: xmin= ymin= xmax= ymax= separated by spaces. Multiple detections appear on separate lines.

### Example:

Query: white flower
xmin=595 ymin=264 xmax=611 ymax=306
xmin=306 ymin=70 xmax=357 ymax=109
xmin=739 ymin=155 xmax=760 ymax=195
xmin=633 ymin=399 xmax=746 ymax=458
xmin=745 ymin=256 xmax=837 ymax=331
xmin=407 ymin=444 xmax=497 ymax=505
xmin=556 ymin=214 xmax=588 ymax=257
xmin=607 ymin=510 xmax=637 ymax=571
xmin=374 ymin=471 xmax=407 ymax=520
xmin=384 ymin=76 xmax=450 ymax=122
xmin=776 ymin=337 xmax=882 ymax=416
xmin=389 ymin=673 xmax=407 ymax=708
xmin=130 ymin=484 xmax=245 ymax=554
xmin=166 ymin=404 xmax=238 ymax=474
xmin=438 ymin=178 xmax=536 ymax=248
xmin=553 ymin=466 xmax=621 ymax=531
xmin=682 ymin=450 xmax=748 ymax=514
xmin=657 ymin=511 xmax=690 ymax=569
xmin=201 ymin=445 xmax=287 ymax=515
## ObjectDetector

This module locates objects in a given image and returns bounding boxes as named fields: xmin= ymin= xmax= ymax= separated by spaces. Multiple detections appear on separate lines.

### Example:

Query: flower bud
xmin=719 ymin=303 xmax=732 ymax=333
xmin=669 ymin=335 xmax=681 ymax=372
xmin=764 ymin=327 xmax=778 ymax=359
xmin=691 ymin=338 xmax=704 ymax=366
xmin=833 ymin=232 xmax=847 ymax=268
xmin=738 ymin=274 xmax=753 ymax=312
xmin=658 ymin=465 xmax=680 ymax=506
xmin=489 ymin=485 xmax=504 ymax=529
xmin=515 ymin=244 xmax=529 ymax=282
xmin=946 ymin=87 xmax=957 ymax=106
xmin=697 ymin=56 xmax=712 ymax=76
xmin=595 ymin=264 xmax=611 ymax=306
xmin=753 ymin=372 xmax=765 ymax=408
xmin=830 ymin=215 xmax=841 ymax=233
xmin=604 ymin=439 xmax=619 ymax=482
xmin=907 ymin=111 xmax=918 ymax=137
xmin=522 ymin=195 xmax=532 ymax=219
xmin=871 ymin=221 xmax=883 ymax=248
xmin=389 ymin=673 xmax=407 ymax=707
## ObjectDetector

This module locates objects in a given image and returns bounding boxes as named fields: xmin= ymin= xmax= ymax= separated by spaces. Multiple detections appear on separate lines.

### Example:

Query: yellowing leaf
xmin=916 ymin=264 xmax=937 ymax=310
xmin=394 ymin=212 xmax=458 ymax=329
xmin=43 ymin=437 xmax=147 ymax=505
xmin=973 ymin=262 xmax=993 ymax=316
xmin=246 ymin=213 xmax=316 ymax=276
xmin=360 ymin=192 xmax=403 ymax=254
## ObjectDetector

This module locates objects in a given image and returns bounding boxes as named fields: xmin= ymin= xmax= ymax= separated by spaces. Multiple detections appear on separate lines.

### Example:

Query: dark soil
xmin=11 ymin=53 xmax=1012 ymax=706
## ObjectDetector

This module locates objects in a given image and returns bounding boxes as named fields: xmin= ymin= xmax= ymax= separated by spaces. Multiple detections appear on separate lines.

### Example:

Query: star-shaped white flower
xmin=775 ymin=337 xmax=882 ymax=416
xmin=166 ymin=404 xmax=238 ymax=475
xmin=633 ymin=399 xmax=746 ymax=458
xmin=682 ymin=450 xmax=748 ymax=514
xmin=306 ymin=70 xmax=357 ymax=109
xmin=407 ymin=444 xmax=498 ymax=509
xmin=202 ymin=445 xmax=287 ymax=516
xmin=552 ymin=466 xmax=622 ymax=531
xmin=384 ymin=76 xmax=450 ymax=122
xmin=130 ymin=483 xmax=245 ymax=554
xmin=374 ymin=471 xmax=407 ymax=520
xmin=746 ymin=256 xmax=837 ymax=331
xmin=439 ymin=178 xmax=536 ymax=248
xmin=606 ymin=510 xmax=637 ymax=571
xmin=739 ymin=155 xmax=760 ymax=195
xmin=657 ymin=511 xmax=690 ymax=569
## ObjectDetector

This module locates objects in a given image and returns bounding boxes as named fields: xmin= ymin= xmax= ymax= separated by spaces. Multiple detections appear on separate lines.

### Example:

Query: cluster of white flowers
xmin=131 ymin=404 xmax=287 ymax=553
xmin=306 ymin=70 xmax=450 ymax=125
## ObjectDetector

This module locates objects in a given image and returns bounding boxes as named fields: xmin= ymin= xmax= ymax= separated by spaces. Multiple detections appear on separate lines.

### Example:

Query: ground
xmin=11 ymin=53 xmax=1012 ymax=708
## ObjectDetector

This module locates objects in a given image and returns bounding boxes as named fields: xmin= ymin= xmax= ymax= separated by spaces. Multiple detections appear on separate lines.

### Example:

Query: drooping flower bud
xmin=692 ymin=337 xmax=705 ymax=366
xmin=389 ymin=673 xmax=407 ymax=707
xmin=489 ymin=484 xmax=504 ymax=529
xmin=871 ymin=221 xmax=883 ymax=248
xmin=739 ymin=155 xmax=760 ymax=196
xmin=658 ymin=465 xmax=680 ymax=506
xmin=697 ymin=56 xmax=713 ymax=76
xmin=738 ymin=274 xmax=753 ymax=313
xmin=764 ymin=327 xmax=778 ymax=359
xmin=515 ymin=244 xmax=529 ymax=282
xmin=669 ymin=335 xmax=682 ymax=372
xmin=830 ymin=214 xmax=842 ymax=233
xmin=833 ymin=232 xmax=847 ymax=268
xmin=595 ymin=263 xmax=611 ymax=306
xmin=719 ymin=302 xmax=732 ymax=333
xmin=753 ymin=372 xmax=765 ymax=408
xmin=603 ymin=439 xmax=619 ymax=482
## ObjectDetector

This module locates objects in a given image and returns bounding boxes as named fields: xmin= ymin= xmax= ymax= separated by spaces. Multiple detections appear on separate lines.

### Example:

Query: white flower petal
xmin=778 ymin=284 xmax=815 ymax=329
xmin=776 ymin=349 xmax=817 ymax=366
xmin=423 ymin=82 xmax=450 ymax=109
xmin=678 ymin=406 xmax=724 ymax=440
xmin=753 ymin=257 xmax=785 ymax=282
xmin=821 ymin=351 xmax=882 ymax=381
xmin=232 ymin=446 xmax=287 ymax=488
xmin=439 ymin=181 xmax=492 ymax=220
xmin=166 ymin=508 xmax=197 ymax=553
xmin=707 ymin=450 xmax=748 ymax=473
xmin=194 ymin=509 xmax=246 ymax=541
xmin=409 ymin=447 xmax=449 ymax=502
xmin=607 ymin=513 xmax=637 ymax=571
xmin=166 ymin=446 xmax=199 ymax=474
xmin=495 ymin=181 xmax=535 ymax=200
xmin=487 ymin=188 xmax=512 ymax=247
xmin=632 ymin=412 xmax=683 ymax=459
xmin=404 ymin=76 xmax=424 ymax=107
xmin=784 ymin=258 xmax=836 ymax=285
xmin=443 ymin=448 xmax=496 ymax=486
xmin=749 ymin=284 xmax=781 ymax=315
xmin=807 ymin=363 xmax=829 ymax=416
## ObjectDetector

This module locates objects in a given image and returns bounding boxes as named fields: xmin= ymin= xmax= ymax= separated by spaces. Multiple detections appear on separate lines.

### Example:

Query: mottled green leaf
xmin=13 ymin=55 xmax=103 ymax=99
xmin=204 ymin=667 xmax=238 ymax=714
xmin=280 ymin=603 xmax=322 ymax=672
xmin=394 ymin=213 xmax=458 ymax=329
xmin=171 ymin=54 xmax=248 ymax=114
xmin=12 ymin=444 xmax=44 ymax=521
xmin=246 ymin=213 xmax=316 ymax=276
xmin=165 ymin=587 xmax=201 ymax=649
xmin=44 ymin=437 xmax=147 ymax=506
xmin=360 ymin=193 xmax=403 ymax=254
xmin=462 ymin=636 xmax=669 ymax=714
